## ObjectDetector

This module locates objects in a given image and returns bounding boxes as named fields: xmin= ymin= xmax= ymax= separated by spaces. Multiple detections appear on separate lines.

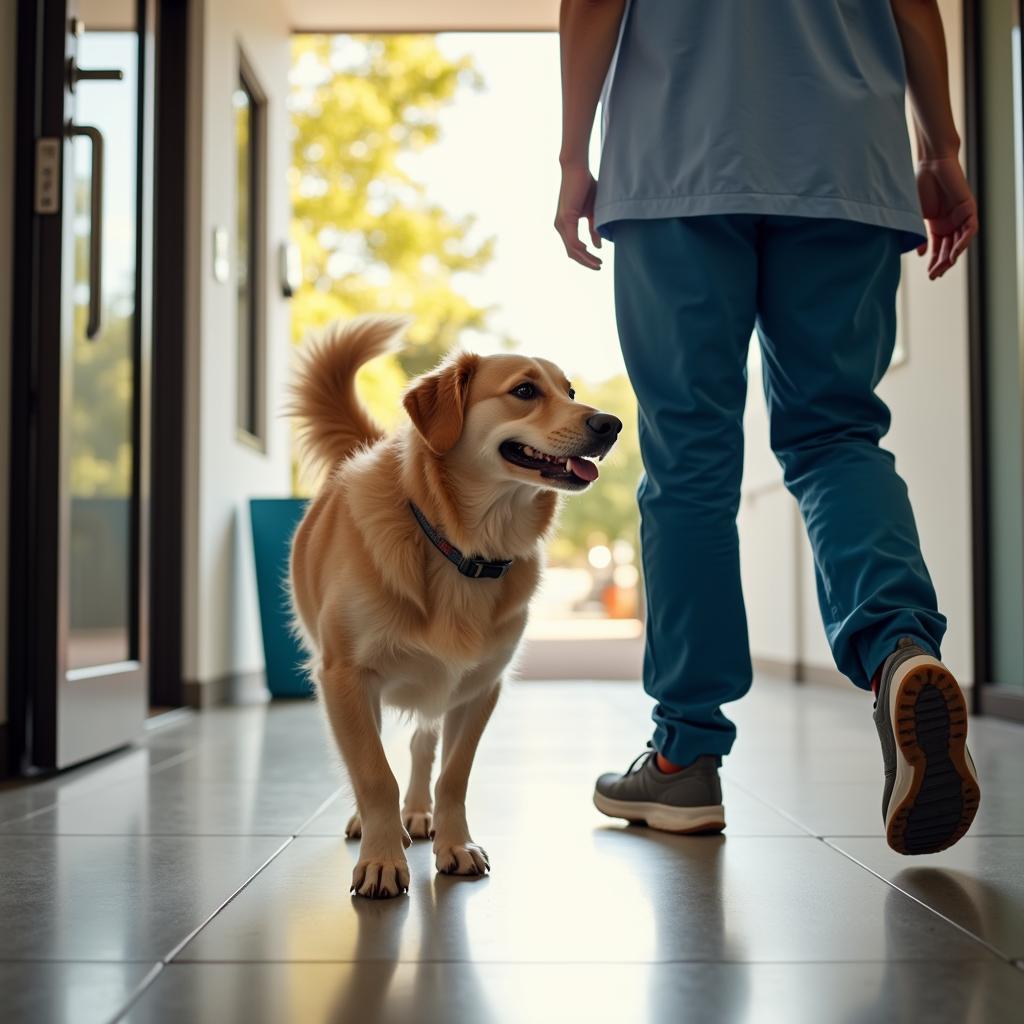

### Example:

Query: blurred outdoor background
xmin=287 ymin=33 xmax=644 ymax=649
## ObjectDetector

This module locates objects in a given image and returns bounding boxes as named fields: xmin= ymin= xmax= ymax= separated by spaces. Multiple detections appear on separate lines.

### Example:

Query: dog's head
xmin=403 ymin=352 xmax=621 ymax=492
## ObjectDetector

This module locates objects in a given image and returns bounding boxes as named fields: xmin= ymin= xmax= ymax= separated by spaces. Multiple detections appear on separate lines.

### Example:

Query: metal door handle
xmin=67 ymin=124 xmax=104 ymax=339
xmin=67 ymin=59 xmax=125 ymax=90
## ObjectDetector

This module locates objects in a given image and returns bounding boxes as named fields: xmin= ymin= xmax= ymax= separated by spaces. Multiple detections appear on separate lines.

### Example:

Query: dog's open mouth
xmin=498 ymin=440 xmax=600 ymax=487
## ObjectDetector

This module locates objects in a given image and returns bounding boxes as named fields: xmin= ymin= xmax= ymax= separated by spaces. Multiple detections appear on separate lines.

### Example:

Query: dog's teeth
xmin=523 ymin=445 xmax=534 ymax=457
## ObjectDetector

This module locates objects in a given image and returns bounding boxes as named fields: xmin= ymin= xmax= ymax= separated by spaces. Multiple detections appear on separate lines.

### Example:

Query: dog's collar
xmin=409 ymin=501 xmax=513 ymax=580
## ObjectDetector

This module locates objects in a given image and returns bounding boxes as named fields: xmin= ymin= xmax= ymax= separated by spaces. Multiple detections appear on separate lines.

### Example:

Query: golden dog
xmin=288 ymin=316 xmax=621 ymax=898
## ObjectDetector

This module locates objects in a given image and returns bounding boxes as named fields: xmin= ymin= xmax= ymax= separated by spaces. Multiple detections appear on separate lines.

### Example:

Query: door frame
xmin=5 ymin=0 xmax=187 ymax=774
xmin=149 ymin=0 xmax=188 ymax=710
xmin=8 ymin=0 xmax=68 ymax=772
xmin=965 ymin=0 xmax=1024 ymax=721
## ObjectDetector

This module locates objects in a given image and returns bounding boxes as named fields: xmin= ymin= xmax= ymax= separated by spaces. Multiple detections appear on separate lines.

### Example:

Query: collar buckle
xmin=460 ymin=557 xmax=512 ymax=580
xmin=462 ymin=558 xmax=486 ymax=579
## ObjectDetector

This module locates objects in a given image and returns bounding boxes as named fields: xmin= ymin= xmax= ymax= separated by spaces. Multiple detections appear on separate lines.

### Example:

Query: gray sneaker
xmin=873 ymin=638 xmax=981 ymax=855
xmin=593 ymin=746 xmax=725 ymax=834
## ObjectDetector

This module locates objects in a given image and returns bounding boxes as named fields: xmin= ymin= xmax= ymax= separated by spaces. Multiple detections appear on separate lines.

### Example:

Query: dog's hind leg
xmin=432 ymin=681 xmax=501 ymax=876
xmin=402 ymin=724 xmax=439 ymax=839
xmin=320 ymin=663 xmax=410 ymax=898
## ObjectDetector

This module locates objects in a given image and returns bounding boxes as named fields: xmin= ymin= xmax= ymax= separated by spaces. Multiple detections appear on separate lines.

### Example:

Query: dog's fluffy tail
xmin=288 ymin=315 xmax=409 ymax=476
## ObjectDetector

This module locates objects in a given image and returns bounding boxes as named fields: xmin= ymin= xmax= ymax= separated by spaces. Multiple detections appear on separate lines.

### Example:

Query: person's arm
xmin=891 ymin=0 xmax=978 ymax=279
xmin=555 ymin=0 xmax=626 ymax=270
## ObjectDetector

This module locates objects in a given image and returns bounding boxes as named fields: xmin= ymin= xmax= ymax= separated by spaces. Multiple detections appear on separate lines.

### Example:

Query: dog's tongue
xmin=568 ymin=457 xmax=599 ymax=482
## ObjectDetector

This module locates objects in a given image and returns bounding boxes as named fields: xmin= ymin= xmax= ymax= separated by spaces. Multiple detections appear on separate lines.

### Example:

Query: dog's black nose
xmin=586 ymin=413 xmax=623 ymax=438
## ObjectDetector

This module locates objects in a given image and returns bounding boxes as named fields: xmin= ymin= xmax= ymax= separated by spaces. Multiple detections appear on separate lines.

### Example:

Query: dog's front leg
xmin=320 ymin=664 xmax=410 ymax=898
xmin=433 ymin=681 xmax=500 ymax=876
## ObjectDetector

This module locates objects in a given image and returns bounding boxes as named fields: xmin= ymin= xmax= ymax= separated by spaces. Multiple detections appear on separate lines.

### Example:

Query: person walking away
xmin=555 ymin=0 xmax=980 ymax=855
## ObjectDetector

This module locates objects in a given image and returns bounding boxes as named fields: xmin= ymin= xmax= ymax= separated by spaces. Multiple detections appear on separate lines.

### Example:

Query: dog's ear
xmin=403 ymin=351 xmax=479 ymax=455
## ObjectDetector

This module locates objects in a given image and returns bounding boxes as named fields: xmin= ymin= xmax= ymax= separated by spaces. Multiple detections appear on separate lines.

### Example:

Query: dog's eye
xmin=510 ymin=382 xmax=538 ymax=400
xmin=568 ymin=387 xmax=576 ymax=400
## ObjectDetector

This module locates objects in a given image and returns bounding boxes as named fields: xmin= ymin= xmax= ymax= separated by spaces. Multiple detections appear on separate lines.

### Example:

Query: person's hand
xmin=915 ymin=157 xmax=978 ymax=280
xmin=555 ymin=163 xmax=602 ymax=270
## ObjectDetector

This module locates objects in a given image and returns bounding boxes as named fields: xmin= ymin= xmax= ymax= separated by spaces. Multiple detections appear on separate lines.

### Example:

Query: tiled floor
xmin=1 ymin=677 xmax=1023 ymax=1023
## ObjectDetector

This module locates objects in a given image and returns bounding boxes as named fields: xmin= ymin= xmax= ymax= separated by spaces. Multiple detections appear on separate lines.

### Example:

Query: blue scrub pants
xmin=612 ymin=215 xmax=946 ymax=765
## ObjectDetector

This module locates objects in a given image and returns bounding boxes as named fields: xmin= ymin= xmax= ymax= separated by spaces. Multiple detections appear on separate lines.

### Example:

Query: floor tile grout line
xmin=293 ymin=788 xmax=346 ymax=836
xmin=109 ymin=836 xmax=299 ymax=1023
xmin=0 ymin=955 xmax=1012 ymax=967
xmin=0 ymin=749 xmax=200 ymax=830
xmin=144 ymin=749 xmax=202 ymax=776
xmin=150 ymin=955 xmax=1013 ymax=966
xmin=717 ymin=783 xmax=1023 ymax=965
xmin=0 ymin=769 xmax=340 ymax=836
xmin=102 ymin=962 xmax=164 ymax=1024
xmin=819 ymin=833 xmax=1024 ymax=838
xmin=821 ymin=838 xmax=1017 ymax=965
xmin=161 ymin=837 xmax=298 ymax=964
xmin=143 ymin=708 xmax=197 ymax=734
xmin=0 ymin=958 xmax=168 ymax=964
xmin=719 ymin=774 xmax=819 ymax=837
xmin=0 ymin=830 xmax=324 ymax=837
xmin=108 ymin=796 xmax=344 ymax=1022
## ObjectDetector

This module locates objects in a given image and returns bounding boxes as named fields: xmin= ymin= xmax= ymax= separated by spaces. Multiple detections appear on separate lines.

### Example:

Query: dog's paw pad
xmin=403 ymin=810 xmax=433 ymax=839
xmin=435 ymin=841 xmax=490 ymax=876
xmin=351 ymin=858 xmax=410 ymax=899
xmin=344 ymin=813 xmax=362 ymax=839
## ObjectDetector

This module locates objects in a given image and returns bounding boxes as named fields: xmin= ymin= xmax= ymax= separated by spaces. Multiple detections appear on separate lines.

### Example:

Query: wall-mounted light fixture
xmin=280 ymin=241 xmax=301 ymax=298
xmin=212 ymin=226 xmax=230 ymax=283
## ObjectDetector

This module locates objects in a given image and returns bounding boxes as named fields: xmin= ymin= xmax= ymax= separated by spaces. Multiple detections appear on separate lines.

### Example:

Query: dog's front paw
xmin=434 ymin=840 xmax=490 ymax=876
xmin=345 ymin=813 xmax=362 ymax=839
xmin=351 ymin=855 xmax=410 ymax=899
xmin=403 ymin=809 xmax=433 ymax=839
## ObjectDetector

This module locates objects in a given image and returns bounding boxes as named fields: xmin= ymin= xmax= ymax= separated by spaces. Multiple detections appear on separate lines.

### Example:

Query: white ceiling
xmin=283 ymin=0 xmax=560 ymax=33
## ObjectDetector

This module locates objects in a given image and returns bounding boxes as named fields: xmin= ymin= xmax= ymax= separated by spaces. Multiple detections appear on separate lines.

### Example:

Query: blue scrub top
xmin=595 ymin=0 xmax=927 ymax=252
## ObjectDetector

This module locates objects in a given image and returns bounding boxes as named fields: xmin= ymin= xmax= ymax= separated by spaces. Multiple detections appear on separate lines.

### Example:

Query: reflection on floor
xmin=1 ymin=676 xmax=1023 ymax=1023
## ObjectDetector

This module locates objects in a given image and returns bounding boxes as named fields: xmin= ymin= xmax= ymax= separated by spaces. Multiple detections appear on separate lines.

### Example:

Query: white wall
xmin=0 ymin=0 xmax=16 ymax=725
xmin=183 ymin=0 xmax=293 ymax=693
xmin=740 ymin=0 xmax=972 ymax=685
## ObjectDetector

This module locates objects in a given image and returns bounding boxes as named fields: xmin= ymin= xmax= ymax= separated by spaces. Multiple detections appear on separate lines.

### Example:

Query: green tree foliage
xmin=290 ymin=35 xmax=499 ymax=380
xmin=70 ymin=177 xmax=133 ymax=500
xmin=550 ymin=374 xmax=643 ymax=562
xmin=289 ymin=34 xmax=643 ymax=563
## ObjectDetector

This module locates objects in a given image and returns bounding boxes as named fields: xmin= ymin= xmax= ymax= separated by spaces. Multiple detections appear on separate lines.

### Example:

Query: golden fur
xmin=288 ymin=315 xmax=618 ymax=898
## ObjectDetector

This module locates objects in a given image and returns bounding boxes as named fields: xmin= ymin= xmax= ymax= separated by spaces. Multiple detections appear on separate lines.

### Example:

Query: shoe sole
xmin=885 ymin=655 xmax=981 ymax=855
xmin=592 ymin=792 xmax=725 ymax=834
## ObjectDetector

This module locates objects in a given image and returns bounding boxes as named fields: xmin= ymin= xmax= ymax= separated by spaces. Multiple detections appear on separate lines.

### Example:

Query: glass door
xmin=15 ymin=0 xmax=152 ymax=769
xmin=973 ymin=0 xmax=1024 ymax=714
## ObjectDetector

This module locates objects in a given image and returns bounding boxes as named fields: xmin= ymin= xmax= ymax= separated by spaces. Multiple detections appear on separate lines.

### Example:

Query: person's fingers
xmin=931 ymin=234 xmax=953 ymax=279
xmin=556 ymin=210 xmax=602 ymax=269
xmin=926 ymin=230 xmax=941 ymax=276
xmin=951 ymin=214 xmax=979 ymax=262
xmin=567 ymin=241 xmax=602 ymax=269
xmin=940 ymin=233 xmax=955 ymax=272
xmin=558 ymin=226 xmax=601 ymax=269
xmin=928 ymin=230 xmax=948 ymax=277
xmin=588 ymin=213 xmax=602 ymax=249
xmin=916 ymin=241 xmax=928 ymax=257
